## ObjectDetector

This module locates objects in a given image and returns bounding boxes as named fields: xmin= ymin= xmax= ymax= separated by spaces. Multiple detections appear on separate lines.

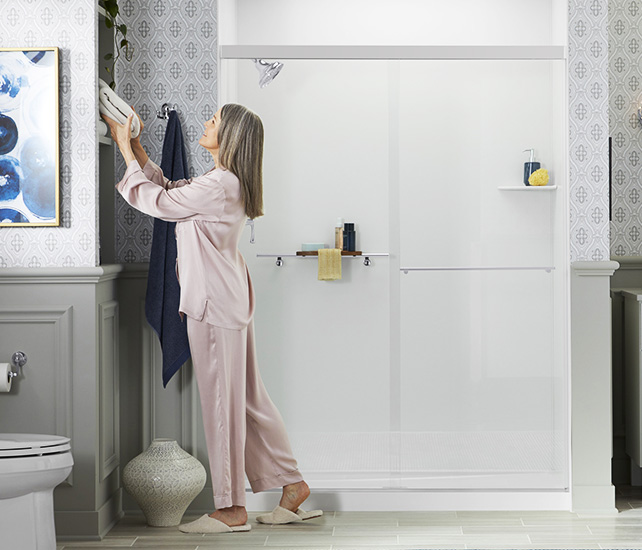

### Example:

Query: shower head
xmin=253 ymin=59 xmax=283 ymax=88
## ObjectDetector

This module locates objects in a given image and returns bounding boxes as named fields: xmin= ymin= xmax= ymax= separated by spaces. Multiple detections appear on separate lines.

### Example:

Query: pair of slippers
xmin=178 ymin=505 xmax=324 ymax=534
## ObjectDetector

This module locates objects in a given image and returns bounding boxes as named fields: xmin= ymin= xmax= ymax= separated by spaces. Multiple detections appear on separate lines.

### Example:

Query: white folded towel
xmin=98 ymin=78 xmax=140 ymax=138
xmin=97 ymin=119 xmax=109 ymax=137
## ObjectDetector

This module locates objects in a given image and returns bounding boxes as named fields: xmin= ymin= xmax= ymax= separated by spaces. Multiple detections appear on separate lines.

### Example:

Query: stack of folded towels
xmin=98 ymin=78 xmax=141 ymax=138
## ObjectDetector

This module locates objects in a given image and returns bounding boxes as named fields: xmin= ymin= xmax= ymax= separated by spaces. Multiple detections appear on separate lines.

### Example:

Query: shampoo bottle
xmin=344 ymin=223 xmax=356 ymax=251
xmin=523 ymin=149 xmax=541 ymax=186
xmin=335 ymin=218 xmax=344 ymax=250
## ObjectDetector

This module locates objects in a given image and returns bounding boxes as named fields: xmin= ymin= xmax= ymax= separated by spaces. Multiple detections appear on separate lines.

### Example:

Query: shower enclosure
xmin=221 ymin=46 xmax=569 ymax=507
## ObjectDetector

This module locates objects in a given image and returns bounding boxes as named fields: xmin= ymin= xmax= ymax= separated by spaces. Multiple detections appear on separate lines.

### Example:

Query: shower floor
xmin=289 ymin=431 xmax=567 ymax=490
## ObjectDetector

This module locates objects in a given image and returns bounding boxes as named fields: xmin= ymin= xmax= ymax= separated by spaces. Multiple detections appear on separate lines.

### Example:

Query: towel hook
xmin=156 ymin=103 xmax=178 ymax=119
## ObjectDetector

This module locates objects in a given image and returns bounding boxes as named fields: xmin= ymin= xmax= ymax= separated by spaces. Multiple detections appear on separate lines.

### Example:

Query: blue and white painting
xmin=0 ymin=48 xmax=59 ymax=226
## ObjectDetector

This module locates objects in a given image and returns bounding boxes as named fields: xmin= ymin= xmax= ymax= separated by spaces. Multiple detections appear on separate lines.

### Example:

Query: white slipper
xmin=256 ymin=505 xmax=323 ymax=524
xmin=178 ymin=514 xmax=251 ymax=533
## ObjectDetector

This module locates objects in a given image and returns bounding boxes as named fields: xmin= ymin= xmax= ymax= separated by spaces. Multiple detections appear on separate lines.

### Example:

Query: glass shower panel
xmin=233 ymin=59 xmax=393 ymax=488
xmin=398 ymin=60 xmax=567 ymax=489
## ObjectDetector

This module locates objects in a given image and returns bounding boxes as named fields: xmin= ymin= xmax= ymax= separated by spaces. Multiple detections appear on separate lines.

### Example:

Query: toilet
xmin=0 ymin=433 xmax=73 ymax=550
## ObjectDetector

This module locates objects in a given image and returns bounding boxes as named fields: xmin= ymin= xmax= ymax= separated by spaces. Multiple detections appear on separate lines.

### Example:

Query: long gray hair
xmin=217 ymin=103 xmax=264 ymax=219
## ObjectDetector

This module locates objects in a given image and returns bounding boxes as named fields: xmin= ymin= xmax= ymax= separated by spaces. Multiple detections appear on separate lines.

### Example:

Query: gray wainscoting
xmin=0 ymin=266 xmax=123 ymax=540
xmin=117 ymin=264 xmax=216 ymax=513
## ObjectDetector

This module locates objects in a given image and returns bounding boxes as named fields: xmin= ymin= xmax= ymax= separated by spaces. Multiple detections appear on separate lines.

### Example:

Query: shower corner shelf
xmin=99 ymin=135 xmax=112 ymax=146
xmin=498 ymin=185 xmax=557 ymax=191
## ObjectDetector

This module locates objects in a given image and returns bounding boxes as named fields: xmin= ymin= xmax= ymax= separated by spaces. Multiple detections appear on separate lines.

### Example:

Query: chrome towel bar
xmin=400 ymin=266 xmax=555 ymax=274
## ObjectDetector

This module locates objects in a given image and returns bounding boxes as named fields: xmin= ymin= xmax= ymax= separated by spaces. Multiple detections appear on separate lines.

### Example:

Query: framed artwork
xmin=0 ymin=47 xmax=59 ymax=226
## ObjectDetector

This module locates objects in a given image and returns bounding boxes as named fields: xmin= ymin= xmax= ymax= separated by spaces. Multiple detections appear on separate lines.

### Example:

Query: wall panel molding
xmin=141 ymin=298 xmax=158 ymax=448
xmin=0 ymin=265 xmax=123 ymax=284
xmin=0 ymin=306 xmax=74 ymax=485
xmin=99 ymin=300 xmax=120 ymax=481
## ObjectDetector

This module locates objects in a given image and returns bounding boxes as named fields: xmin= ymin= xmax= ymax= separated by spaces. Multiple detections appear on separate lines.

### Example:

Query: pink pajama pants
xmin=186 ymin=316 xmax=303 ymax=509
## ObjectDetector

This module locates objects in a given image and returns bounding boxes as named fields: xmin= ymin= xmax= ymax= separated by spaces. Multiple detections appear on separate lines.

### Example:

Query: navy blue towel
xmin=145 ymin=110 xmax=191 ymax=387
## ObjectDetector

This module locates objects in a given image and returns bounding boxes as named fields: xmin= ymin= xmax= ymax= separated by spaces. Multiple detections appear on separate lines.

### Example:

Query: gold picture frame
xmin=0 ymin=47 xmax=59 ymax=226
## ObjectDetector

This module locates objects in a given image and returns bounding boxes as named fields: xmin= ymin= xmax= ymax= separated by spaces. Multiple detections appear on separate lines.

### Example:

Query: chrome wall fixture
xmin=156 ymin=103 xmax=178 ymax=119
xmin=8 ymin=351 xmax=27 ymax=380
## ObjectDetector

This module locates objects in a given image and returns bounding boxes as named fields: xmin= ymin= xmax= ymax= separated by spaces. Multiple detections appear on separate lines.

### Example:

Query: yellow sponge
xmin=528 ymin=168 xmax=549 ymax=186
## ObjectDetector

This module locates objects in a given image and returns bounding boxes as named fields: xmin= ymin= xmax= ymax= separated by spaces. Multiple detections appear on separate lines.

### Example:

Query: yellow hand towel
xmin=318 ymin=248 xmax=342 ymax=281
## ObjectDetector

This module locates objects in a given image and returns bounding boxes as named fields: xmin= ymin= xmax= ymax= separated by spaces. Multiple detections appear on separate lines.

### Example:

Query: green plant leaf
xmin=104 ymin=53 xmax=113 ymax=60
xmin=118 ymin=24 xmax=127 ymax=34
xmin=106 ymin=0 xmax=118 ymax=18
xmin=104 ymin=18 xmax=113 ymax=28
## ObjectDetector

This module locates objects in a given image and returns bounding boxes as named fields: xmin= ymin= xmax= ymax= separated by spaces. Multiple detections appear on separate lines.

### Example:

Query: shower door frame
xmin=218 ymin=45 xmax=572 ymax=511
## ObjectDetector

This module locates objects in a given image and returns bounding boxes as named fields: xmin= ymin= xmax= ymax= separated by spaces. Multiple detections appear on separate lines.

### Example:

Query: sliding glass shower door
xmin=231 ymin=55 xmax=568 ymax=492
xmin=396 ymin=59 xmax=567 ymax=490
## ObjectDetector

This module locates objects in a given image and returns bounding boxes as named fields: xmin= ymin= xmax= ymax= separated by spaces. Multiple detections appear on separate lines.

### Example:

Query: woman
xmin=103 ymin=104 xmax=322 ymax=533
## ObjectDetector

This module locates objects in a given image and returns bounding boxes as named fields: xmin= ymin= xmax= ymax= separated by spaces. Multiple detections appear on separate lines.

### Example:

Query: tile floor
xmin=56 ymin=486 xmax=642 ymax=550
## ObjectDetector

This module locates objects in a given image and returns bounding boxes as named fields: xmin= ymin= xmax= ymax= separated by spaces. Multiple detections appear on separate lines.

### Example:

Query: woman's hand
xmin=102 ymin=113 xmax=136 ymax=165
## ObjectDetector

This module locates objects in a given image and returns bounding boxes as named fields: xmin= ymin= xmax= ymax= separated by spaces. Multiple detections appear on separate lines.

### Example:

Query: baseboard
xmin=571 ymin=484 xmax=617 ymax=515
xmin=133 ymin=489 xmax=575 ymax=513
xmin=55 ymin=490 xmax=123 ymax=540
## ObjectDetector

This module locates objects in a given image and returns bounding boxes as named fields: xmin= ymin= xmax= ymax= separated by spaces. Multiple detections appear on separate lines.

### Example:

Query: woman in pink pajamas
xmin=103 ymin=105 xmax=322 ymax=534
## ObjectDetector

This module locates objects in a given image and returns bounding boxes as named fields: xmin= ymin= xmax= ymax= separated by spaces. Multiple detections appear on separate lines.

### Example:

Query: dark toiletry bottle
xmin=523 ymin=149 xmax=540 ymax=186
xmin=343 ymin=223 xmax=356 ymax=252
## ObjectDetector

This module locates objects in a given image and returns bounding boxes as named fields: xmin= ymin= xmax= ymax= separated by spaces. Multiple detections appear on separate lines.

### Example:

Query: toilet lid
xmin=0 ymin=433 xmax=71 ymax=458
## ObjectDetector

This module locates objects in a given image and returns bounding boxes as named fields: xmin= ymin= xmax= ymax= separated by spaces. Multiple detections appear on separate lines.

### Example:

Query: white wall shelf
xmin=498 ymin=185 xmax=558 ymax=191
xmin=220 ymin=45 xmax=566 ymax=60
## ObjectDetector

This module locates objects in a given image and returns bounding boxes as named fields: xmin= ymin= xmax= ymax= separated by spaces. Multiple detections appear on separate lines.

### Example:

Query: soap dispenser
xmin=523 ymin=149 xmax=541 ymax=186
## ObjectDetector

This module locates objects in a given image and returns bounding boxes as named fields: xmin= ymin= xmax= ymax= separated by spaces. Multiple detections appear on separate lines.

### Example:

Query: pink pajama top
xmin=116 ymin=159 xmax=255 ymax=330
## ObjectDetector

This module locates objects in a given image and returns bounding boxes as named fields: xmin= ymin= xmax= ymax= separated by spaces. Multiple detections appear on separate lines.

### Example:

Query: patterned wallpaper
xmin=609 ymin=0 xmax=642 ymax=257
xmin=114 ymin=0 xmax=218 ymax=263
xmin=569 ymin=0 xmax=611 ymax=262
xmin=0 ymin=0 xmax=98 ymax=267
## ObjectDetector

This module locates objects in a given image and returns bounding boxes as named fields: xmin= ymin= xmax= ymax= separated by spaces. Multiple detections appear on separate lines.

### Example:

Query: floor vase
xmin=122 ymin=439 xmax=206 ymax=526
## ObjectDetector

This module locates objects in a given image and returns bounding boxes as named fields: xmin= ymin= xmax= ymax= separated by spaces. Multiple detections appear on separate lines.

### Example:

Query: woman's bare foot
xmin=279 ymin=480 xmax=311 ymax=512
xmin=209 ymin=505 xmax=248 ymax=527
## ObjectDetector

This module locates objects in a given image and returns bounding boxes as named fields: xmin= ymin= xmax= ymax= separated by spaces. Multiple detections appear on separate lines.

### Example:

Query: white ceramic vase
xmin=122 ymin=439 xmax=206 ymax=526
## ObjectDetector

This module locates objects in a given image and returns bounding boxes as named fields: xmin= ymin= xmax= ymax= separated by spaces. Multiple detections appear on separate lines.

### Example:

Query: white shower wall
xmin=230 ymin=53 xmax=568 ymax=492
xmin=232 ymin=0 xmax=562 ymax=46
